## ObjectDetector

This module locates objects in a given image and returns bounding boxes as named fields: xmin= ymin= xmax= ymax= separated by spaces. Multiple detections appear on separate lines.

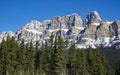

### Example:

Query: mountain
xmin=0 ymin=11 xmax=120 ymax=49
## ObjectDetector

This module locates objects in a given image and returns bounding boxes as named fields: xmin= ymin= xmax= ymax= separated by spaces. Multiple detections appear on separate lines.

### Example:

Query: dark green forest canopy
xmin=0 ymin=35 xmax=120 ymax=75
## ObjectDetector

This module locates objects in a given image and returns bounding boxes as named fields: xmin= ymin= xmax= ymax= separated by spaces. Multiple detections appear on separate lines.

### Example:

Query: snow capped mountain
xmin=0 ymin=11 xmax=120 ymax=49
xmin=0 ymin=31 xmax=15 ymax=43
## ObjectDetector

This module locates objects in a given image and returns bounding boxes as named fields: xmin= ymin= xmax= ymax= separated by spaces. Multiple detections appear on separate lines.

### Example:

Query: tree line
xmin=0 ymin=35 xmax=119 ymax=75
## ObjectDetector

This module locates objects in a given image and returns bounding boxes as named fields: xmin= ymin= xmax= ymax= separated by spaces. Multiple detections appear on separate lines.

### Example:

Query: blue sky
xmin=0 ymin=0 xmax=120 ymax=33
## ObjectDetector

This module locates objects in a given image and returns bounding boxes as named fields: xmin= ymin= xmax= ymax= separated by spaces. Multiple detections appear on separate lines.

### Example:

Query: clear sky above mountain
xmin=0 ymin=0 xmax=120 ymax=33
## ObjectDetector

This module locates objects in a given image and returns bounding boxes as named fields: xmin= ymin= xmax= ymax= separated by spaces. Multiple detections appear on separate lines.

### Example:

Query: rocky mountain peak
xmin=85 ymin=11 xmax=101 ymax=25
xmin=71 ymin=13 xmax=83 ymax=27
xmin=0 ymin=11 xmax=120 ymax=49
xmin=22 ymin=20 xmax=43 ymax=33
xmin=31 ymin=20 xmax=41 ymax=24
xmin=111 ymin=20 xmax=120 ymax=38
xmin=1 ymin=31 xmax=15 ymax=37
xmin=61 ymin=13 xmax=83 ymax=29
xmin=0 ymin=31 xmax=15 ymax=42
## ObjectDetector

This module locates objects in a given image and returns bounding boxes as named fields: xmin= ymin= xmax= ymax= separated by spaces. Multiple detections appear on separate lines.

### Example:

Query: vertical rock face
xmin=0 ymin=11 xmax=120 ymax=49
xmin=111 ymin=21 xmax=120 ymax=38
xmin=94 ymin=21 xmax=112 ymax=47
xmin=82 ymin=25 xmax=96 ymax=39
xmin=16 ymin=20 xmax=44 ymax=44
xmin=96 ymin=20 xmax=111 ymax=37
xmin=61 ymin=13 xmax=83 ymax=29
xmin=61 ymin=13 xmax=83 ymax=42
xmin=42 ymin=20 xmax=51 ymax=30
xmin=85 ymin=11 xmax=101 ymax=25
xmin=50 ymin=16 xmax=61 ymax=30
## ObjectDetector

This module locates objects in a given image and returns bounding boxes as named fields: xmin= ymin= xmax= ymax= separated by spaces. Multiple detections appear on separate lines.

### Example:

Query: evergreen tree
xmin=53 ymin=36 xmax=66 ymax=75
xmin=0 ymin=39 xmax=7 ymax=75
xmin=92 ymin=50 xmax=105 ymax=75
xmin=50 ymin=36 xmax=58 ymax=75
xmin=39 ymin=43 xmax=46 ymax=75
xmin=49 ymin=34 xmax=54 ymax=47
xmin=5 ymin=36 xmax=11 ymax=75
xmin=69 ymin=44 xmax=76 ymax=75
xmin=17 ymin=39 xmax=26 ymax=75
xmin=93 ymin=49 xmax=112 ymax=75
xmin=0 ymin=36 xmax=19 ymax=75
xmin=43 ymin=42 xmax=51 ymax=75
xmin=87 ymin=48 xmax=112 ymax=75
xmin=28 ymin=41 xmax=35 ymax=75
xmin=24 ymin=43 xmax=29 ymax=75
xmin=115 ymin=60 xmax=120 ymax=75
xmin=34 ymin=41 xmax=40 ymax=75
xmin=75 ymin=49 xmax=88 ymax=75
xmin=47 ymin=34 xmax=55 ymax=75
xmin=9 ymin=37 xmax=18 ymax=75
xmin=43 ymin=35 xmax=56 ymax=75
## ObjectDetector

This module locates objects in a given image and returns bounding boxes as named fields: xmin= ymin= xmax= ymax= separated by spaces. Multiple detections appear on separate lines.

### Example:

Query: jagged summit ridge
xmin=85 ymin=11 xmax=101 ymax=25
xmin=0 ymin=11 xmax=120 ymax=49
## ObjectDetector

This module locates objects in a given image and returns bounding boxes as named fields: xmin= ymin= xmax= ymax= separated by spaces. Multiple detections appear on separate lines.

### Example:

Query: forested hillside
xmin=0 ymin=35 xmax=119 ymax=75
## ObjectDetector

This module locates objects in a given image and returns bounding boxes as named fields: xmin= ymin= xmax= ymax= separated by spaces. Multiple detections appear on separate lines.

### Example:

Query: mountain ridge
xmin=0 ymin=11 xmax=120 ymax=49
